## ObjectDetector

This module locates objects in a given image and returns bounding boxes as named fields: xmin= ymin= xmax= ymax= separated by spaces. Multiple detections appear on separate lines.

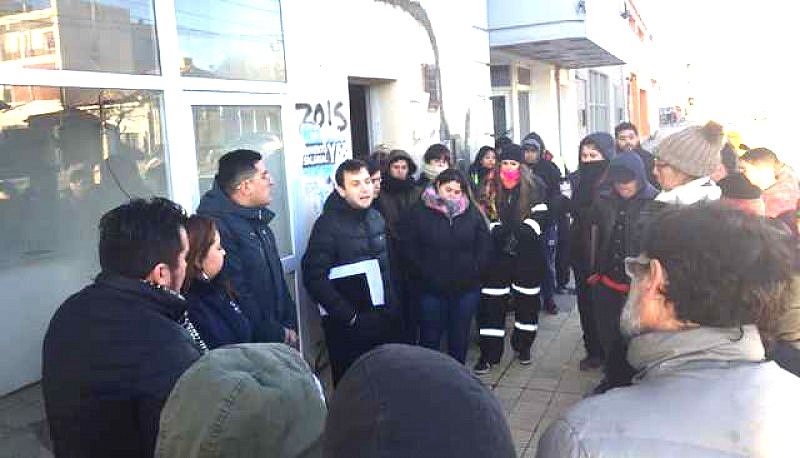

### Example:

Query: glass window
xmin=491 ymin=95 xmax=506 ymax=138
xmin=518 ymin=91 xmax=530 ymax=139
xmin=0 ymin=0 xmax=160 ymax=74
xmin=192 ymin=105 xmax=292 ymax=257
xmin=0 ymin=85 xmax=167 ymax=272
xmin=176 ymin=0 xmax=286 ymax=81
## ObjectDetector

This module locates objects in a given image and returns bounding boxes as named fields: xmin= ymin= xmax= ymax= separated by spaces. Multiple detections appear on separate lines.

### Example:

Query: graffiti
xmin=295 ymin=101 xmax=348 ymax=132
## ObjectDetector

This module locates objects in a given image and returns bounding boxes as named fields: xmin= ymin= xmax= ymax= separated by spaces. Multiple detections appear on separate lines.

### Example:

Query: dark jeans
xmin=555 ymin=215 xmax=571 ymax=288
xmin=419 ymin=290 xmax=480 ymax=363
xmin=592 ymin=282 xmax=635 ymax=387
xmin=541 ymin=225 xmax=558 ymax=302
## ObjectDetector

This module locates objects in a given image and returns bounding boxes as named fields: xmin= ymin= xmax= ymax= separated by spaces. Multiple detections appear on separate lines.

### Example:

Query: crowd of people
xmin=38 ymin=118 xmax=800 ymax=457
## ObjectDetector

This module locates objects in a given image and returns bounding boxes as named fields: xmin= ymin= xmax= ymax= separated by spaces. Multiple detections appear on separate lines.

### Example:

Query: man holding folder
xmin=302 ymin=159 xmax=400 ymax=385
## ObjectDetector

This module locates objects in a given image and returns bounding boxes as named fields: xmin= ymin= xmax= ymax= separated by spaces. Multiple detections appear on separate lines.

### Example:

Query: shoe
xmin=544 ymin=300 xmax=558 ymax=315
xmin=579 ymin=356 xmax=603 ymax=372
xmin=591 ymin=378 xmax=613 ymax=395
xmin=518 ymin=348 xmax=532 ymax=365
xmin=473 ymin=360 xmax=491 ymax=374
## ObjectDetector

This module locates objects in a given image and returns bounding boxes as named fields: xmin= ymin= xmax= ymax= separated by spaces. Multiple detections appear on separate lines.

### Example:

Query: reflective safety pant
xmin=477 ymin=255 xmax=543 ymax=364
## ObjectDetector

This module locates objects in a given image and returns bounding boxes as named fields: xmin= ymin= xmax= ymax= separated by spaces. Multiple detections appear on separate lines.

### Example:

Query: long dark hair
xmin=471 ymin=146 xmax=495 ymax=169
xmin=494 ymin=163 xmax=542 ymax=219
xmin=182 ymin=215 xmax=236 ymax=299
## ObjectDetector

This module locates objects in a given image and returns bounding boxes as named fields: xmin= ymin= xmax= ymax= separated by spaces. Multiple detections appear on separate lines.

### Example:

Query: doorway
xmin=348 ymin=84 xmax=370 ymax=159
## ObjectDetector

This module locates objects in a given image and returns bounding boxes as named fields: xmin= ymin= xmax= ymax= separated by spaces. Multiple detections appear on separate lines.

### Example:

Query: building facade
xmin=0 ymin=0 xmax=493 ymax=395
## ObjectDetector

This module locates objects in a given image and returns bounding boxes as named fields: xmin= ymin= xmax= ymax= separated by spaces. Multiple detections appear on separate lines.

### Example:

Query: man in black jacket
xmin=42 ymin=198 xmax=203 ymax=457
xmin=615 ymin=122 xmax=657 ymax=189
xmin=302 ymin=159 xmax=400 ymax=385
xmin=197 ymin=149 xmax=297 ymax=346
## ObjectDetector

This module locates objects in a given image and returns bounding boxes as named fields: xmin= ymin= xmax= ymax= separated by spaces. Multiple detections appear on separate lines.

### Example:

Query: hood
xmin=324 ymin=344 xmax=515 ymax=458
xmin=578 ymin=132 xmax=616 ymax=163
xmin=156 ymin=343 xmax=326 ymax=458
xmin=196 ymin=179 xmax=275 ymax=224
xmin=655 ymin=177 xmax=721 ymax=205
xmin=386 ymin=149 xmax=418 ymax=175
xmin=604 ymin=152 xmax=658 ymax=200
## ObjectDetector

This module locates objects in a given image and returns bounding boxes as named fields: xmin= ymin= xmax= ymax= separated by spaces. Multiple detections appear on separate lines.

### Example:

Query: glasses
xmin=624 ymin=254 xmax=651 ymax=279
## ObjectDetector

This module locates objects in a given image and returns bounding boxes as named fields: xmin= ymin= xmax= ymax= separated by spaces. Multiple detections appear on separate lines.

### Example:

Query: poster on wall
xmin=296 ymin=100 xmax=351 ymax=230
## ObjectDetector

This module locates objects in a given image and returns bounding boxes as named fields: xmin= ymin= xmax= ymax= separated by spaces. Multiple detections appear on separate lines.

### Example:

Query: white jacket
xmin=536 ymin=326 xmax=800 ymax=457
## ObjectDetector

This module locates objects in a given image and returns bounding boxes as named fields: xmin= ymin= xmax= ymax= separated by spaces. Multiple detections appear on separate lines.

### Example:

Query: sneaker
xmin=518 ymin=348 xmax=532 ymax=365
xmin=544 ymin=299 xmax=558 ymax=315
xmin=473 ymin=360 xmax=491 ymax=374
xmin=579 ymin=356 xmax=604 ymax=372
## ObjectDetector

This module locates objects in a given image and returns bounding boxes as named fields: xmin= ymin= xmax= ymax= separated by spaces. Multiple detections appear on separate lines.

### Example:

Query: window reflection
xmin=192 ymin=105 xmax=292 ymax=257
xmin=0 ymin=85 xmax=167 ymax=270
xmin=177 ymin=0 xmax=285 ymax=81
xmin=0 ymin=0 xmax=159 ymax=74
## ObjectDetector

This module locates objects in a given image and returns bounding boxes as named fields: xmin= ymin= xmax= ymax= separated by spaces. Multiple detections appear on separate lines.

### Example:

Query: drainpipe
xmin=554 ymin=66 xmax=564 ymax=170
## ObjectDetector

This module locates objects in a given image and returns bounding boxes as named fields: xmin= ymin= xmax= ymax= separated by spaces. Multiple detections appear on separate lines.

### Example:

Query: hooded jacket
xmin=302 ymin=191 xmax=398 ymax=326
xmin=537 ymin=325 xmax=800 ymax=458
xmin=156 ymin=344 xmax=326 ymax=458
xmin=589 ymin=152 xmax=658 ymax=282
xmin=43 ymin=273 xmax=202 ymax=457
xmin=197 ymin=181 xmax=296 ymax=343
xmin=379 ymin=150 xmax=420 ymax=240
xmin=568 ymin=132 xmax=615 ymax=274
xmin=324 ymin=344 xmax=515 ymax=458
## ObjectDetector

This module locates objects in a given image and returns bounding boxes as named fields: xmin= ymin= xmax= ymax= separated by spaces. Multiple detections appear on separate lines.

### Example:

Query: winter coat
xmin=536 ymin=325 xmax=800 ymax=458
xmin=184 ymin=278 xmax=252 ymax=350
xmin=633 ymin=146 xmax=657 ymax=189
xmin=325 ymin=344 xmax=515 ymax=458
xmin=762 ymin=164 xmax=800 ymax=235
xmin=588 ymin=152 xmax=658 ymax=282
xmin=196 ymin=181 xmax=296 ymax=343
xmin=567 ymin=132 xmax=616 ymax=275
xmin=156 ymin=344 xmax=326 ymax=458
xmin=379 ymin=174 xmax=419 ymax=240
xmin=398 ymin=195 xmax=491 ymax=296
xmin=43 ymin=273 xmax=202 ymax=458
xmin=302 ymin=191 xmax=398 ymax=330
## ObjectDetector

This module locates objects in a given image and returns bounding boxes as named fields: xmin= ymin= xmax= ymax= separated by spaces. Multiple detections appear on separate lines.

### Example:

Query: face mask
xmin=500 ymin=168 xmax=521 ymax=189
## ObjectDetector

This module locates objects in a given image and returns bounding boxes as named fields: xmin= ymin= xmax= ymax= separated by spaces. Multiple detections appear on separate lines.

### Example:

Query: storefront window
xmin=0 ymin=0 xmax=160 ymax=74
xmin=0 ymin=85 xmax=167 ymax=270
xmin=192 ymin=105 xmax=292 ymax=257
xmin=176 ymin=0 xmax=286 ymax=81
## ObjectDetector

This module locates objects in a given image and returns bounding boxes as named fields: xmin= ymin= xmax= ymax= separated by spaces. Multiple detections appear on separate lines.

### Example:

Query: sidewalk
xmin=0 ymin=292 xmax=596 ymax=457
xmin=468 ymin=293 xmax=602 ymax=457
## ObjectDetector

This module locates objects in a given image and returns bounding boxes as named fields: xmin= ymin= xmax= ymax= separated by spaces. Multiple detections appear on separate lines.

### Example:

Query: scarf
xmin=762 ymin=165 xmax=800 ymax=218
xmin=421 ymin=186 xmax=467 ymax=222
xmin=655 ymin=177 xmax=721 ymax=205
xmin=628 ymin=325 xmax=764 ymax=381
xmin=140 ymin=279 xmax=209 ymax=354
xmin=499 ymin=168 xmax=520 ymax=190
xmin=423 ymin=162 xmax=448 ymax=181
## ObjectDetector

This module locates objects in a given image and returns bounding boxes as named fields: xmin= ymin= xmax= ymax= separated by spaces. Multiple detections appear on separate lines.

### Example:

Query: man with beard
xmin=537 ymin=203 xmax=800 ymax=457
xmin=615 ymin=122 xmax=657 ymax=188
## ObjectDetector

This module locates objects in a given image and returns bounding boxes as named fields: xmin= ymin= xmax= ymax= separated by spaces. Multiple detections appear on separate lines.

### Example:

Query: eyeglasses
xmin=624 ymin=254 xmax=651 ymax=279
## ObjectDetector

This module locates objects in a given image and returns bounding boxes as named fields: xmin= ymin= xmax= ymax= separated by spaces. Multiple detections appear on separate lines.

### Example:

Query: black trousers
xmin=322 ymin=316 xmax=389 ymax=386
xmin=573 ymin=267 xmax=604 ymax=359
xmin=477 ymin=242 xmax=543 ymax=364
xmin=591 ymin=282 xmax=635 ymax=387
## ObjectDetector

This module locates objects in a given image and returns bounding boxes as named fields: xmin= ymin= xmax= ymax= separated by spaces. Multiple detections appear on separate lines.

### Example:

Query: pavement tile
xmin=519 ymin=388 xmax=554 ymax=405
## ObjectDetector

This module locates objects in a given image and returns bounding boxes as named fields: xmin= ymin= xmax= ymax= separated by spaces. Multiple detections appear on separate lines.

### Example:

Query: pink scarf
xmin=422 ymin=186 xmax=467 ymax=221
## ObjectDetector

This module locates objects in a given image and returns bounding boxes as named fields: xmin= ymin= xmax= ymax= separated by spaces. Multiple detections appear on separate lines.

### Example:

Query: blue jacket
xmin=185 ymin=278 xmax=253 ymax=349
xmin=197 ymin=181 xmax=296 ymax=343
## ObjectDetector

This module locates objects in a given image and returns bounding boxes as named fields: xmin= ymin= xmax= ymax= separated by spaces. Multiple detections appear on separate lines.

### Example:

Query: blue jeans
xmin=419 ymin=290 xmax=480 ymax=363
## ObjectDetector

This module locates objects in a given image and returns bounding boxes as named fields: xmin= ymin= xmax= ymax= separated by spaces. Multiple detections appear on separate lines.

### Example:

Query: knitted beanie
xmin=498 ymin=143 xmax=524 ymax=163
xmin=654 ymin=121 xmax=724 ymax=177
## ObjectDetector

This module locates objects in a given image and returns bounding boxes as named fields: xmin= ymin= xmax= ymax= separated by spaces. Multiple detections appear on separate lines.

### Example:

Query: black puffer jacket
xmin=398 ymin=199 xmax=491 ymax=295
xmin=302 ymin=192 xmax=398 ymax=326
xmin=43 ymin=273 xmax=202 ymax=457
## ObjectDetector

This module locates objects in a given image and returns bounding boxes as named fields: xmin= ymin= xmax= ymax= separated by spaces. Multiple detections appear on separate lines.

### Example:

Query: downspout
xmin=555 ymin=66 xmax=564 ymax=170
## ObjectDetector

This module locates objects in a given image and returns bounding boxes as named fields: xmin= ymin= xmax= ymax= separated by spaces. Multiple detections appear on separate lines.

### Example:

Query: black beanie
xmin=498 ymin=143 xmax=524 ymax=163
xmin=324 ymin=344 xmax=515 ymax=458
xmin=718 ymin=173 xmax=762 ymax=200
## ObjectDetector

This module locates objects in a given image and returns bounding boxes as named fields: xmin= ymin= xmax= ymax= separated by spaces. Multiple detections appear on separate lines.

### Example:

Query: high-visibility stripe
xmin=481 ymin=287 xmax=511 ymax=296
xmin=514 ymin=322 xmax=538 ymax=332
xmin=522 ymin=218 xmax=541 ymax=235
xmin=512 ymin=284 xmax=541 ymax=295
xmin=531 ymin=203 xmax=548 ymax=213
xmin=479 ymin=328 xmax=505 ymax=337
